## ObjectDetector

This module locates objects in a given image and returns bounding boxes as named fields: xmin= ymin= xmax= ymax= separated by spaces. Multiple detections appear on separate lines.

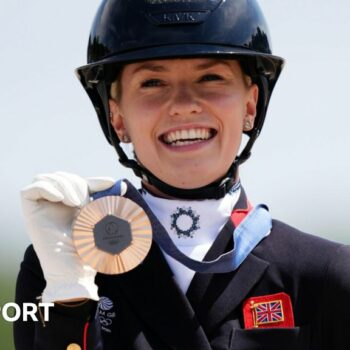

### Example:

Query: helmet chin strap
xmin=114 ymin=137 xmax=253 ymax=200
xmin=128 ymin=159 xmax=238 ymax=200
xmin=97 ymin=73 xmax=268 ymax=200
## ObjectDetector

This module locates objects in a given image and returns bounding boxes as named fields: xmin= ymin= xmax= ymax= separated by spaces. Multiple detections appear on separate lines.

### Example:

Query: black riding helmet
xmin=76 ymin=0 xmax=284 ymax=200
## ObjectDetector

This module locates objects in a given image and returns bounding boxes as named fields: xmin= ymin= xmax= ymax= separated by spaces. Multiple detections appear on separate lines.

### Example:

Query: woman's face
xmin=109 ymin=58 xmax=258 ymax=190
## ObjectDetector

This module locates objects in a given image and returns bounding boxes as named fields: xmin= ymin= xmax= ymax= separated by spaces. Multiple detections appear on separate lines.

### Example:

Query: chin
xmin=147 ymin=160 xmax=231 ymax=189
xmin=159 ymin=173 xmax=223 ymax=190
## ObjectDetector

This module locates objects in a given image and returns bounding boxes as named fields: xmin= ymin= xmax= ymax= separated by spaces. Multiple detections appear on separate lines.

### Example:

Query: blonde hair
xmin=110 ymin=80 xmax=122 ymax=102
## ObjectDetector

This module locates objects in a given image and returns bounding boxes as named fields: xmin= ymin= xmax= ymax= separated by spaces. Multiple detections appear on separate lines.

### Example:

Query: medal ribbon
xmin=93 ymin=180 xmax=272 ymax=273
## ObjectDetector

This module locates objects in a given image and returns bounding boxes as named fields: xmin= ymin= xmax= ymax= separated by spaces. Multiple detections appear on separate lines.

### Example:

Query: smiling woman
xmin=109 ymin=58 xmax=258 ymax=190
xmin=75 ymin=0 xmax=282 ymax=200
xmin=14 ymin=0 xmax=350 ymax=350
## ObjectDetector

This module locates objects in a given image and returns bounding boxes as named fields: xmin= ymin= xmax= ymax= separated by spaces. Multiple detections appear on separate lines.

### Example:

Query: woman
xmin=15 ymin=0 xmax=350 ymax=349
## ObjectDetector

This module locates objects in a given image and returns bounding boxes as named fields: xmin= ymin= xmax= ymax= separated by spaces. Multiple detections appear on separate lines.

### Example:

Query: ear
xmin=109 ymin=99 xmax=129 ymax=142
xmin=244 ymin=84 xmax=259 ymax=131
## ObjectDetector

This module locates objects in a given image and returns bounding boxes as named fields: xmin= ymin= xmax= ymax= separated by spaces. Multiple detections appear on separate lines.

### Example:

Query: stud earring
xmin=121 ymin=135 xmax=130 ymax=143
xmin=244 ymin=119 xmax=252 ymax=131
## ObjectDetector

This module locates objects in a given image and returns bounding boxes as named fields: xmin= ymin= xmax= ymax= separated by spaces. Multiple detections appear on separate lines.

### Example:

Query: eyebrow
xmin=131 ymin=59 xmax=232 ymax=74
xmin=195 ymin=59 xmax=232 ymax=70
xmin=131 ymin=63 xmax=168 ymax=75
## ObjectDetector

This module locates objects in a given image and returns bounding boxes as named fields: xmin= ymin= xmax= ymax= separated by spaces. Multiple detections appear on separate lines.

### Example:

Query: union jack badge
xmin=243 ymin=292 xmax=294 ymax=329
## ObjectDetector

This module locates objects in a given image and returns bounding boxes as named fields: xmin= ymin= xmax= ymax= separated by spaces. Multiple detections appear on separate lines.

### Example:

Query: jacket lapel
xmin=113 ymin=240 xmax=212 ymax=349
xmin=186 ymin=188 xmax=270 ymax=334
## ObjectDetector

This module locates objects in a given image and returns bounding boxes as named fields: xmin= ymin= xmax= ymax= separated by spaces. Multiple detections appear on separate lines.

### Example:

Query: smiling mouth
xmin=160 ymin=128 xmax=217 ymax=147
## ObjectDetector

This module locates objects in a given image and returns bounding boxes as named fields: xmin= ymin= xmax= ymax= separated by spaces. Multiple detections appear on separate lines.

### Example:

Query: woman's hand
xmin=21 ymin=171 xmax=115 ymax=303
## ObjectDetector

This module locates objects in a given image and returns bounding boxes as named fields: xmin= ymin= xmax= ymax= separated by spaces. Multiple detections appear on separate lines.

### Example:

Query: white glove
xmin=21 ymin=171 xmax=115 ymax=303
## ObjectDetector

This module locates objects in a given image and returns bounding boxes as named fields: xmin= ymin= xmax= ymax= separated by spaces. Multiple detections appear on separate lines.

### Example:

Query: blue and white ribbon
xmin=92 ymin=180 xmax=272 ymax=274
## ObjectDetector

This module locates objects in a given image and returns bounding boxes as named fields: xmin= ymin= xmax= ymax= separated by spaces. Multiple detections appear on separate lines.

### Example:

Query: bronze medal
xmin=72 ymin=196 xmax=152 ymax=274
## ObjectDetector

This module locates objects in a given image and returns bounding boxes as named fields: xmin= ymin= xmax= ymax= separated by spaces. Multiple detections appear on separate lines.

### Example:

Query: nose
xmin=168 ymin=84 xmax=202 ymax=117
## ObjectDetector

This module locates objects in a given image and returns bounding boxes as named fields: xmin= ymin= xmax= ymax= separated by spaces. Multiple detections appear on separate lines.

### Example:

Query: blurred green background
xmin=0 ymin=269 xmax=17 ymax=350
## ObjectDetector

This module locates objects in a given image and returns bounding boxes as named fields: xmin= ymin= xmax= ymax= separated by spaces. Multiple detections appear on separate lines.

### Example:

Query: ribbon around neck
xmin=93 ymin=180 xmax=272 ymax=273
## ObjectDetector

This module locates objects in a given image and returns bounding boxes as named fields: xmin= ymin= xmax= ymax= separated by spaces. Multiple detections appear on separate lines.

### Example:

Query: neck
xmin=141 ymin=170 xmax=241 ymax=201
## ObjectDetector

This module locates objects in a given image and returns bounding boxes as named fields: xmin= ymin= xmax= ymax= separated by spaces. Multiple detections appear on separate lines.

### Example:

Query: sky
xmin=1 ymin=0 xmax=350 ymax=277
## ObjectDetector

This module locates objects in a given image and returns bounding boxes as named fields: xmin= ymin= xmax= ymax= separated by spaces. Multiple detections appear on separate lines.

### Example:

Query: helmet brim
xmin=76 ymin=43 xmax=284 ymax=82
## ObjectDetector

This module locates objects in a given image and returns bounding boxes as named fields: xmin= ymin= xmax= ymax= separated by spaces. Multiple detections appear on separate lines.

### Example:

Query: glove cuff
xmin=42 ymin=280 xmax=99 ymax=303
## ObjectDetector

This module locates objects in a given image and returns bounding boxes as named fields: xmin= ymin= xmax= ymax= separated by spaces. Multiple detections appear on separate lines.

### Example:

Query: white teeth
xmin=163 ymin=128 xmax=212 ymax=144
xmin=168 ymin=133 xmax=175 ymax=142
xmin=172 ymin=139 xmax=203 ymax=147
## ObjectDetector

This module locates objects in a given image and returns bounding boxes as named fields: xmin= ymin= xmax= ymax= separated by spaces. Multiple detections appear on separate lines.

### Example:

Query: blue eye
xmin=141 ymin=79 xmax=163 ymax=87
xmin=200 ymin=74 xmax=223 ymax=82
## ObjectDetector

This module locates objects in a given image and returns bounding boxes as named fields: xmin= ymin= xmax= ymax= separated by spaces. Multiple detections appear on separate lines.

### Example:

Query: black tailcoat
xmin=14 ymin=191 xmax=350 ymax=350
